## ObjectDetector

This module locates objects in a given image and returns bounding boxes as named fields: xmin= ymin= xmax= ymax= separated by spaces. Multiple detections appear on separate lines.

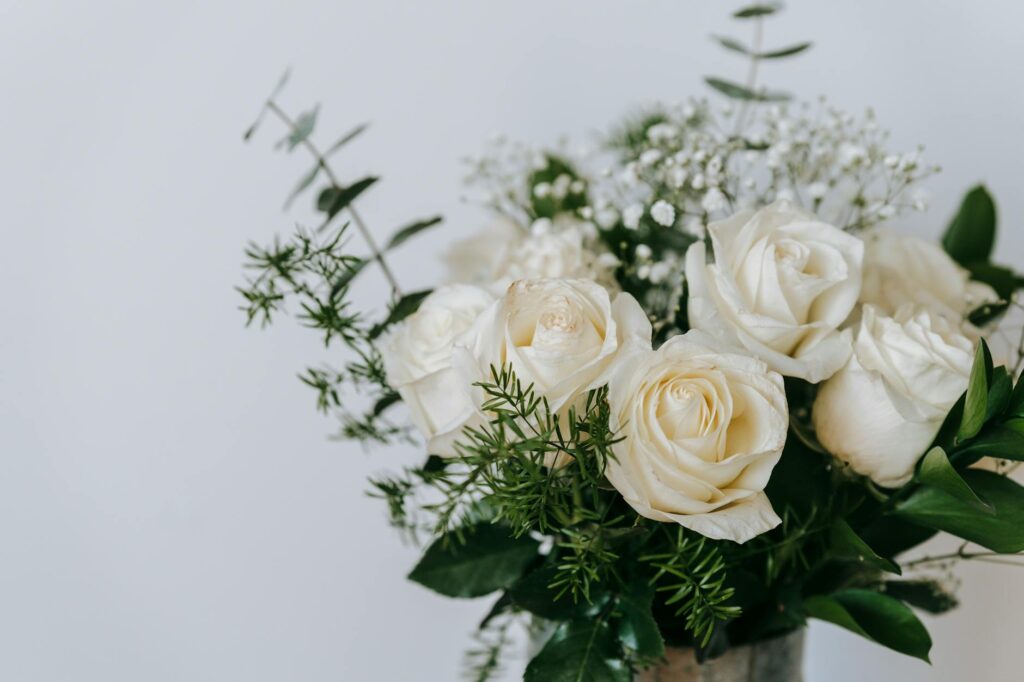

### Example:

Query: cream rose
xmin=813 ymin=304 xmax=974 ymax=488
xmin=380 ymin=284 xmax=493 ymax=455
xmin=604 ymin=331 xmax=788 ymax=543
xmin=859 ymin=228 xmax=997 ymax=321
xmin=445 ymin=217 xmax=616 ymax=294
xmin=685 ymin=200 xmax=864 ymax=383
xmin=453 ymin=278 xmax=651 ymax=440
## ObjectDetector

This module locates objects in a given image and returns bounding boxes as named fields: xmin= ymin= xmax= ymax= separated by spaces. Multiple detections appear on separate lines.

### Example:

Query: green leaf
xmin=917 ymin=447 xmax=991 ymax=512
xmin=712 ymin=35 xmax=750 ymax=54
xmin=882 ymin=580 xmax=958 ymax=615
xmin=408 ymin=523 xmax=539 ymax=598
xmin=967 ymin=262 xmax=1024 ymax=300
xmin=968 ymin=300 xmax=1009 ymax=327
xmin=277 ymin=104 xmax=319 ymax=152
xmin=760 ymin=42 xmax=812 ymax=59
xmin=804 ymin=590 xmax=931 ymax=662
xmin=954 ymin=420 xmax=1024 ymax=461
xmin=704 ymin=77 xmax=790 ymax=102
xmin=958 ymin=341 xmax=991 ymax=441
xmin=244 ymin=69 xmax=291 ymax=141
xmin=942 ymin=185 xmax=996 ymax=266
xmin=508 ymin=565 xmax=579 ymax=621
xmin=325 ymin=122 xmax=370 ymax=156
xmin=615 ymin=582 xmax=664 ymax=660
xmin=524 ymin=619 xmax=630 ymax=682
xmin=830 ymin=519 xmax=901 ymax=574
xmin=316 ymin=176 xmax=379 ymax=219
xmin=733 ymin=3 xmax=781 ymax=19
xmin=369 ymin=289 xmax=432 ymax=340
xmin=985 ymin=367 xmax=1013 ymax=422
xmin=386 ymin=216 xmax=443 ymax=250
xmin=894 ymin=469 xmax=1024 ymax=553
xmin=284 ymin=163 xmax=321 ymax=209
xmin=1009 ymin=378 xmax=1024 ymax=418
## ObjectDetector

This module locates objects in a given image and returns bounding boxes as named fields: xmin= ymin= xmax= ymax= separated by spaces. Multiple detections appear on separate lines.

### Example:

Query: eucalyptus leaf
xmin=712 ymin=35 xmax=750 ymax=54
xmin=917 ymin=447 xmax=991 ymax=513
xmin=968 ymin=300 xmax=1010 ymax=327
xmin=704 ymin=77 xmax=790 ymax=102
xmin=277 ymin=104 xmax=319 ymax=152
xmin=325 ymin=122 xmax=370 ymax=157
xmin=284 ymin=163 xmax=321 ymax=208
xmin=408 ymin=523 xmax=539 ymax=598
xmin=369 ymin=289 xmax=432 ymax=340
xmin=804 ymin=589 xmax=931 ymax=662
xmin=316 ymin=176 xmax=379 ymax=219
xmin=759 ymin=42 xmax=812 ymax=59
xmin=386 ymin=216 xmax=443 ymax=250
xmin=830 ymin=519 xmax=901 ymax=574
xmin=942 ymin=185 xmax=996 ymax=266
xmin=894 ymin=469 xmax=1024 ymax=553
xmin=524 ymin=619 xmax=630 ymax=682
xmin=733 ymin=3 xmax=781 ymax=19
xmin=968 ymin=262 xmax=1024 ymax=301
xmin=958 ymin=341 xmax=991 ymax=441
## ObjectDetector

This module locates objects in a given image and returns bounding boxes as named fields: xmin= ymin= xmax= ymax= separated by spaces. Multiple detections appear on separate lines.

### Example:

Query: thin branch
xmin=733 ymin=17 xmax=764 ymax=135
xmin=264 ymin=100 xmax=403 ymax=296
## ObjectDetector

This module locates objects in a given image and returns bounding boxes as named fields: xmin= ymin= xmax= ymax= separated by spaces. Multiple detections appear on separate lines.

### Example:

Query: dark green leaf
xmin=985 ymin=367 xmax=1013 ymax=422
xmin=958 ymin=341 xmax=991 ymax=441
xmin=243 ymin=69 xmax=291 ymax=141
xmin=325 ymin=122 xmax=370 ymax=156
xmin=524 ymin=619 xmax=629 ymax=682
xmin=830 ymin=519 xmax=901 ymax=574
xmin=954 ymin=420 xmax=1024 ymax=461
xmin=917 ymin=447 xmax=991 ymax=512
xmin=759 ymin=42 xmax=812 ymax=59
xmin=615 ymin=582 xmax=664 ymax=659
xmin=1010 ymin=378 xmax=1024 ymax=418
xmin=386 ymin=216 xmax=443 ymax=251
xmin=704 ymin=77 xmax=790 ymax=102
xmin=277 ymin=104 xmax=319 ymax=152
xmin=968 ymin=300 xmax=1009 ymax=327
xmin=372 ymin=391 xmax=400 ymax=417
xmin=369 ymin=289 xmax=432 ymax=340
xmin=967 ymin=262 xmax=1024 ymax=301
xmin=894 ymin=469 xmax=1024 ymax=553
xmin=882 ymin=580 xmax=958 ymax=615
xmin=712 ymin=35 xmax=750 ymax=54
xmin=942 ymin=185 xmax=996 ymax=266
xmin=284 ymin=163 xmax=321 ymax=208
xmin=733 ymin=3 xmax=781 ymax=19
xmin=316 ymin=176 xmax=379 ymax=219
xmin=804 ymin=589 xmax=931 ymax=662
xmin=508 ymin=565 xmax=579 ymax=620
xmin=408 ymin=523 xmax=539 ymax=598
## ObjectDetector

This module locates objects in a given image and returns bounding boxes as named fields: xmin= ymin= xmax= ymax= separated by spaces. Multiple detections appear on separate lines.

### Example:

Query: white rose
xmin=859 ymin=228 xmax=997 ymax=321
xmin=380 ymin=284 xmax=494 ymax=455
xmin=813 ymin=304 xmax=974 ymax=488
xmin=444 ymin=217 xmax=615 ymax=294
xmin=605 ymin=331 xmax=788 ymax=543
xmin=452 ymin=278 xmax=651 ymax=452
xmin=685 ymin=200 xmax=864 ymax=383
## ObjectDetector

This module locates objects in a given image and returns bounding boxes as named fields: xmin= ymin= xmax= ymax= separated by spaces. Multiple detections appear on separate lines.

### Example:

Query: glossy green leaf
xmin=955 ymin=420 xmax=1024 ymax=461
xmin=1009 ymin=379 xmax=1024 ymax=418
xmin=942 ymin=185 xmax=996 ymax=266
xmin=408 ymin=523 xmax=539 ymax=598
xmin=882 ymin=580 xmax=958 ymax=615
xmin=369 ymin=289 xmax=432 ymax=340
xmin=985 ymin=367 xmax=1013 ymax=422
xmin=967 ymin=262 xmax=1024 ymax=300
xmin=386 ymin=216 xmax=443 ymax=250
xmin=760 ymin=42 xmax=812 ymax=59
xmin=615 ymin=582 xmax=664 ymax=659
xmin=968 ymin=300 xmax=1010 ymax=327
xmin=804 ymin=589 xmax=931 ymax=662
xmin=917 ymin=447 xmax=991 ymax=512
xmin=508 ymin=565 xmax=578 ymax=621
xmin=733 ymin=3 xmax=781 ymax=18
xmin=830 ymin=519 xmax=901 ymax=574
xmin=894 ymin=469 xmax=1024 ymax=553
xmin=958 ymin=341 xmax=991 ymax=441
xmin=316 ymin=176 xmax=379 ymax=219
xmin=704 ymin=77 xmax=790 ymax=102
xmin=524 ymin=619 xmax=630 ymax=682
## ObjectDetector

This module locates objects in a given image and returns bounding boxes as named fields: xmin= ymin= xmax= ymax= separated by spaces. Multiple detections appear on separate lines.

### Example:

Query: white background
xmin=3 ymin=1 xmax=1023 ymax=680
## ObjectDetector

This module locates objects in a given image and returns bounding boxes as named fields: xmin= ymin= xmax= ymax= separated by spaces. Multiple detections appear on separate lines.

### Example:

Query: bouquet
xmin=238 ymin=4 xmax=1024 ymax=679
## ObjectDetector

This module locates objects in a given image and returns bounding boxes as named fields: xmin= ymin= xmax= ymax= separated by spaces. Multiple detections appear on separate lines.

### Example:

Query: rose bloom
xmin=379 ymin=284 xmax=493 ymax=455
xmin=451 ymin=278 xmax=651 ymax=459
xmin=859 ymin=228 xmax=996 ymax=321
xmin=813 ymin=304 xmax=974 ymax=488
xmin=445 ymin=217 xmax=616 ymax=294
xmin=605 ymin=331 xmax=788 ymax=543
xmin=685 ymin=200 xmax=864 ymax=383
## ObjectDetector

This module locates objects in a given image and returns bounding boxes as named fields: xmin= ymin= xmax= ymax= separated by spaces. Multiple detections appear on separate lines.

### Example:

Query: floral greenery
xmin=238 ymin=3 xmax=1024 ymax=680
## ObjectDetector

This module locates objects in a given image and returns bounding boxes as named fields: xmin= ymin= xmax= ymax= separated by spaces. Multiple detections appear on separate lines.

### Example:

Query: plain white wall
xmin=2 ymin=1 xmax=1022 ymax=680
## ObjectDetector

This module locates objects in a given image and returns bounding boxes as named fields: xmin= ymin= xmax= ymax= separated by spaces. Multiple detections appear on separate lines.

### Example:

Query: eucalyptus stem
xmin=733 ymin=17 xmax=764 ymax=135
xmin=903 ymin=545 xmax=1024 ymax=569
xmin=264 ymin=100 xmax=403 ymax=296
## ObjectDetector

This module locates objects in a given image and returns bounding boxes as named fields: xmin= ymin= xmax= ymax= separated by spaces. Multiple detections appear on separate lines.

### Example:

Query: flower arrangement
xmin=239 ymin=4 xmax=1024 ymax=679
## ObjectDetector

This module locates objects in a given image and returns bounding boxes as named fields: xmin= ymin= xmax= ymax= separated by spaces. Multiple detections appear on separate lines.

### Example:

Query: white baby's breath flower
xmin=650 ymin=200 xmax=676 ymax=227
xmin=669 ymin=167 xmax=688 ymax=189
xmin=596 ymin=208 xmax=619 ymax=229
xmin=639 ymin=149 xmax=663 ymax=167
xmin=701 ymin=187 xmax=726 ymax=213
xmin=808 ymin=182 xmax=828 ymax=200
xmin=648 ymin=261 xmax=672 ymax=284
xmin=623 ymin=204 xmax=644 ymax=230
xmin=635 ymin=244 xmax=652 ymax=260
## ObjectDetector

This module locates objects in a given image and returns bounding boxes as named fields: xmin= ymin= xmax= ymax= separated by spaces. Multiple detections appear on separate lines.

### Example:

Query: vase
xmin=638 ymin=630 xmax=805 ymax=682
